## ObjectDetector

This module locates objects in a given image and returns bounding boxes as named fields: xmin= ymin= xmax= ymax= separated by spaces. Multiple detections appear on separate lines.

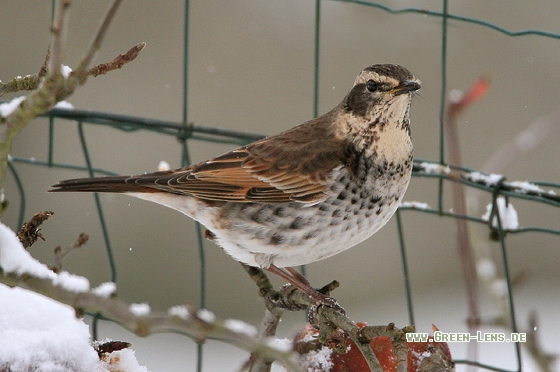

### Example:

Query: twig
xmin=0 ymin=267 xmax=304 ymax=372
xmin=48 ymin=0 xmax=70 ymax=78
xmin=51 ymin=232 xmax=89 ymax=272
xmin=89 ymin=43 xmax=146 ymax=77
xmin=17 ymin=211 xmax=54 ymax=248
xmin=445 ymin=76 xmax=490 ymax=365
xmin=0 ymin=0 xmax=139 ymax=218
xmin=64 ymin=0 xmax=124 ymax=91
xmin=525 ymin=312 xmax=557 ymax=372
xmin=0 ymin=43 xmax=145 ymax=97
xmin=241 ymin=264 xmax=285 ymax=372
xmin=241 ymin=264 xmax=385 ymax=371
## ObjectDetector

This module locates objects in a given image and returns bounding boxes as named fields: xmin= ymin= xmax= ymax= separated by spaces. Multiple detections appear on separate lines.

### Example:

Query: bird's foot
xmin=307 ymin=295 xmax=346 ymax=328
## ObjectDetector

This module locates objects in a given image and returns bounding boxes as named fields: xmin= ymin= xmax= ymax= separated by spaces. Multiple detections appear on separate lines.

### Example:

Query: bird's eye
xmin=366 ymin=80 xmax=378 ymax=92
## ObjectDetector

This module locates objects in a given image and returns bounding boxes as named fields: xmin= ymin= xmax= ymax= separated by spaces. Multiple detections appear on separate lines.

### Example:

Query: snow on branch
xmin=0 ymin=222 xmax=302 ymax=371
xmin=414 ymin=162 xmax=560 ymax=205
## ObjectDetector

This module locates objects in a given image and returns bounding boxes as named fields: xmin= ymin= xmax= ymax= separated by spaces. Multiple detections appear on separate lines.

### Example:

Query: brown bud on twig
xmin=88 ymin=42 xmax=146 ymax=77
xmin=51 ymin=233 xmax=89 ymax=273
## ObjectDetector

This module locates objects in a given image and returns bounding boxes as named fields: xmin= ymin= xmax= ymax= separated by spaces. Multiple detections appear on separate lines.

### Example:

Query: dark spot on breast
xmin=332 ymin=208 xmax=342 ymax=218
xmin=270 ymin=234 xmax=282 ymax=245
xmin=251 ymin=212 xmax=261 ymax=223
xmin=274 ymin=206 xmax=287 ymax=217
xmin=330 ymin=218 xmax=341 ymax=226
xmin=290 ymin=217 xmax=304 ymax=229
xmin=303 ymin=230 xmax=317 ymax=240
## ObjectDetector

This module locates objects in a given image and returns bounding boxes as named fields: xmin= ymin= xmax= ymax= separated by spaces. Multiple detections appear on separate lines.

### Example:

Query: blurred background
xmin=1 ymin=1 xmax=560 ymax=371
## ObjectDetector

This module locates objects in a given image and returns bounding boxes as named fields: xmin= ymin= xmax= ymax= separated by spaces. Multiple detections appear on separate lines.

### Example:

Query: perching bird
xmin=50 ymin=64 xmax=420 ymax=303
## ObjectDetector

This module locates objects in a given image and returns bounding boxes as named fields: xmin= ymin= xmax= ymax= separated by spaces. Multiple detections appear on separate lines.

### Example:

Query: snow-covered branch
xmin=0 ymin=222 xmax=303 ymax=371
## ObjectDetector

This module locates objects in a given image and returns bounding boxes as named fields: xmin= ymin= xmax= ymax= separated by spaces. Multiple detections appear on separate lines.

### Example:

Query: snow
xmin=400 ymin=201 xmax=430 ymax=210
xmin=54 ymin=270 xmax=90 ymax=292
xmin=418 ymin=162 xmax=450 ymax=175
xmin=0 ymin=285 xmax=99 ymax=372
xmin=0 ymin=222 xmax=91 ymax=293
xmin=158 ymin=161 xmax=170 ymax=171
xmin=267 ymin=338 xmax=293 ymax=353
xmin=197 ymin=308 xmax=216 ymax=323
xmin=481 ymin=197 xmax=519 ymax=230
xmin=168 ymin=305 xmax=190 ymax=320
xmin=129 ymin=303 xmax=151 ymax=316
xmin=98 ymin=348 xmax=148 ymax=372
xmin=477 ymin=258 xmax=497 ymax=280
xmin=468 ymin=171 xmax=503 ymax=186
xmin=0 ymin=95 xmax=26 ymax=117
xmin=92 ymin=282 xmax=117 ymax=298
xmin=54 ymin=100 xmax=74 ymax=109
xmin=300 ymin=345 xmax=333 ymax=372
xmin=0 ymin=222 xmax=57 ymax=279
xmin=61 ymin=65 xmax=73 ymax=78
xmin=223 ymin=319 xmax=258 ymax=337
xmin=0 ymin=223 xmax=148 ymax=371
xmin=509 ymin=180 xmax=545 ymax=194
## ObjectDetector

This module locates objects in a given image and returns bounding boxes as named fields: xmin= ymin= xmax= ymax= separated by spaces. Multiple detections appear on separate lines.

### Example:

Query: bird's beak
xmin=393 ymin=80 xmax=421 ymax=96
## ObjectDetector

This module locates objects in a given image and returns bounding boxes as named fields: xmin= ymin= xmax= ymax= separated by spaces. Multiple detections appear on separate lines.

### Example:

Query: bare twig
xmin=241 ymin=264 xmax=386 ymax=372
xmin=0 ymin=0 xmax=139 ymax=218
xmin=89 ymin=43 xmax=146 ymax=77
xmin=51 ymin=233 xmax=89 ymax=272
xmin=525 ymin=312 xmax=557 ymax=372
xmin=64 ymin=0 xmax=124 ymax=91
xmin=0 ymin=43 xmax=145 ymax=97
xmin=17 ymin=211 xmax=54 ymax=248
xmin=48 ymin=0 xmax=70 ymax=78
xmin=445 ymin=76 xmax=490 ymax=365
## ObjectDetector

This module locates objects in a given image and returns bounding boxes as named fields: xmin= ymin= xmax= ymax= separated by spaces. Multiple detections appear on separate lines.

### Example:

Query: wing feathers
xmin=51 ymin=112 xmax=347 ymax=204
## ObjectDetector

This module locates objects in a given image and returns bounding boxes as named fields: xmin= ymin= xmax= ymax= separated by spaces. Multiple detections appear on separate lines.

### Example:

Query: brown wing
xmin=133 ymin=110 xmax=345 ymax=203
xmin=51 ymin=109 xmax=347 ymax=204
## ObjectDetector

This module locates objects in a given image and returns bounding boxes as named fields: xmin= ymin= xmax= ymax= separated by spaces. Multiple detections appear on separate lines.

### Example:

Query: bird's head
xmin=342 ymin=64 xmax=421 ymax=123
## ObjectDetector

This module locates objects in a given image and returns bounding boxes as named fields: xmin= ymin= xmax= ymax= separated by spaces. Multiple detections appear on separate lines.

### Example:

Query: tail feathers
xmin=49 ymin=176 xmax=157 ymax=193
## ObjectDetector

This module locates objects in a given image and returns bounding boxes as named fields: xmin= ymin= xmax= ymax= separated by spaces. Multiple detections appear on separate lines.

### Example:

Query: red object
xmin=297 ymin=323 xmax=453 ymax=372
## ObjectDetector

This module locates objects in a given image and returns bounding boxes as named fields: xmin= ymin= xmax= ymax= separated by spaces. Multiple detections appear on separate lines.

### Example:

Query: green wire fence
xmin=5 ymin=1 xmax=560 ymax=371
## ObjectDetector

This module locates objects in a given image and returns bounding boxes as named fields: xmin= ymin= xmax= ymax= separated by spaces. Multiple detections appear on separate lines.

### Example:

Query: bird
xmin=50 ymin=64 xmax=420 ymax=304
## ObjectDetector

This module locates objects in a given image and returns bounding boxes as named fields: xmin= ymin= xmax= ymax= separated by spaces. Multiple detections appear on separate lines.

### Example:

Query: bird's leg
xmin=265 ymin=265 xmax=345 ymax=315
xmin=265 ymin=264 xmax=324 ymax=302
xmin=284 ymin=266 xmax=312 ymax=287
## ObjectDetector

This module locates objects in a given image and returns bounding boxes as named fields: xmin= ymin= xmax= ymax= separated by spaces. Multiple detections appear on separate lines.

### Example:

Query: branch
xmin=0 ymin=0 xmax=140 ymax=218
xmin=64 ymin=0 xmax=123 ymax=91
xmin=88 ymin=43 xmax=146 ymax=77
xmin=445 ymin=76 xmax=490 ymax=327
xmin=241 ymin=264 xmax=385 ymax=372
xmin=444 ymin=76 xmax=490 ymax=365
xmin=51 ymin=232 xmax=89 ymax=272
xmin=0 ymin=43 xmax=146 ymax=97
xmin=0 ymin=268 xmax=303 ymax=372
xmin=525 ymin=312 xmax=557 ymax=372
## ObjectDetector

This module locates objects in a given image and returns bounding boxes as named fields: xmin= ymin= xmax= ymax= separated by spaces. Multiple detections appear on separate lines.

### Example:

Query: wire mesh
xmin=4 ymin=1 xmax=560 ymax=371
